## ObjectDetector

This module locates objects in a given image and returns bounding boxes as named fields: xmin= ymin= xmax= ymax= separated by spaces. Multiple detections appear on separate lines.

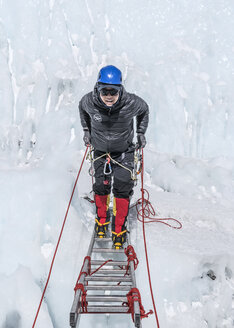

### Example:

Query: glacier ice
xmin=0 ymin=0 xmax=234 ymax=327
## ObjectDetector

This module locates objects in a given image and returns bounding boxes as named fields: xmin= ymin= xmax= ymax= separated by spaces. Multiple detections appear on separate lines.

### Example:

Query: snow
xmin=0 ymin=0 xmax=234 ymax=327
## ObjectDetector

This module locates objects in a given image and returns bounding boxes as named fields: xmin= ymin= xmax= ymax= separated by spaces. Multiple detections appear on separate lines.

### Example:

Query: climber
xmin=79 ymin=65 xmax=149 ymax=248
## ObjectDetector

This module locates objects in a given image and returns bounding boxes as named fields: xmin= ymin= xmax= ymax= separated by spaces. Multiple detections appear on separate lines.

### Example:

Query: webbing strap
xmin=95 ymin=218 xmax=110 ymax=226
xmin=111 ymin=230 xmax=127 ymax=237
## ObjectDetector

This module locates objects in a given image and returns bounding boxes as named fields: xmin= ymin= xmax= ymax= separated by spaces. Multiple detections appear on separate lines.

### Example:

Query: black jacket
xmin=79 ymin=84 xmax=149 ymax=153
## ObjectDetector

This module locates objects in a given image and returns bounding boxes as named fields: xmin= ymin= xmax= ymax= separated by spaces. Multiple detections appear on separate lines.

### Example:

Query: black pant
xmin=93 ymin=147 xmax=135 ymax=198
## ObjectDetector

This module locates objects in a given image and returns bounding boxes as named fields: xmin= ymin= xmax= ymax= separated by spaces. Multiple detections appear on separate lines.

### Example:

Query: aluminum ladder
xmin=70 ymin=229 xmax=142 ymax=328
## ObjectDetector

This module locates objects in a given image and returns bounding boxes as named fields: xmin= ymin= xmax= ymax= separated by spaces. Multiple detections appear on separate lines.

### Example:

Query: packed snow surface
xmin=0 ymin=0 xmax=234 ymax=327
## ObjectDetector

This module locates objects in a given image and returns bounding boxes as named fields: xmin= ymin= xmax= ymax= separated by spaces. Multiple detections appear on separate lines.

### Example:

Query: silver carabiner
xmin=103 ymin=159 xmax=112 ymax=175
xmin=89 ymin=164 xmax=95 ymax=176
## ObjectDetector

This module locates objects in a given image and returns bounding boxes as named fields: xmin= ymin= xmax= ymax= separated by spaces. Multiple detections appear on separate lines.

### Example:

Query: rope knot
xmin=74 ymin=283 xmax=88 ymax=312
xmin=74 ymin=256 xmax=91 ymax=284
xmin=126 ymin=287 xmax=153 ymax=322
xmin=124 ymin=245 xmax=139 ymax=273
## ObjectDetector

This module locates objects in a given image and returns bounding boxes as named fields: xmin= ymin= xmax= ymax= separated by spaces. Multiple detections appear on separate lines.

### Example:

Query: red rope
xmin=125 ymin=287 xmax=153 ymax=322
xmin=90 ymin=259 xmax=113 ymax=276
xmin=74 ymin=283 xmax=88 ymax=312
xmin=117 ymin=245 xmax=139 ymax=286
xmin=74 ymin=255 xmax=91 ymax=309
xmin=74 ymin=256 xmax=91 ymax=286
xmin=136 ymin=188 xmax=182 ymax=229
xmin=131 ymin=150 xmax=182 ymax=327
xmin=32 ymin=146 xmax=89 ymax=328
xmin=140 ymin=148 xmax=160 ymax=328
xmin=124 ymin=245 xmax=139 ymax=274
xmin=74 ymin=257 xmax=113 ymax=280
xmin=73 ymin=258 xmax=114 ymax=313
xmin=135 ymin=149 xmax=183 ymax=327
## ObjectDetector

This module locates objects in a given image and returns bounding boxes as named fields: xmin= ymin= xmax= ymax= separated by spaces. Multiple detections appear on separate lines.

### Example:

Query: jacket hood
xmin=92 ymin=82 xmax=128 ymax=111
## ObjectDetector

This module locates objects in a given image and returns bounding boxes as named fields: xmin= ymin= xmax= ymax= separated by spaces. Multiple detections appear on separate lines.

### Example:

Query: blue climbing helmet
xmin=97 ymin=65 xmax=122 ymax=85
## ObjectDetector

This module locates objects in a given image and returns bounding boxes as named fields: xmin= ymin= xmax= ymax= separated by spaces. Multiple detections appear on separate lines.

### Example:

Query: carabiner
xmin=89 ymin=164 xmax=95 ymax=176
xmin=104 ymin=157 xmax=112 ymax=175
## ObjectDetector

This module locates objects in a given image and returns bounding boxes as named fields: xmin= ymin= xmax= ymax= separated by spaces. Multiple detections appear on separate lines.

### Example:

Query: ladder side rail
xmin=129 ymin=260 xmax=142 ymax=328
xmin=70 ymin=230 xmax=96 ymax=327
xmin=127 ymin=234 xmax=142 ymax=328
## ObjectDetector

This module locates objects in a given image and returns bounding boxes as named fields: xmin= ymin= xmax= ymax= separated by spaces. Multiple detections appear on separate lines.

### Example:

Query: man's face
xmin=99 ymin=88 xmax=119 ymax=107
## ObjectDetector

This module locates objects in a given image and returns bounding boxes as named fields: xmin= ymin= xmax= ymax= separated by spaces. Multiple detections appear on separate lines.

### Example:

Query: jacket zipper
xmin=107 ymin=107 xmax=112 ymax=151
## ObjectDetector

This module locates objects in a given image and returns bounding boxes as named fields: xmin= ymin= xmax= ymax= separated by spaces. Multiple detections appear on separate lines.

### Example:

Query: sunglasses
xmin=100 ymin=88 xmax=119 ymax=96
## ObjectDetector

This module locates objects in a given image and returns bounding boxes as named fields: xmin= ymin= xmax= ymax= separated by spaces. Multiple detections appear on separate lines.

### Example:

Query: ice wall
xmin=0 ymin=1 xmax=234 ymax=327
xmin=0 ymin=0 xmax=234 ymax=165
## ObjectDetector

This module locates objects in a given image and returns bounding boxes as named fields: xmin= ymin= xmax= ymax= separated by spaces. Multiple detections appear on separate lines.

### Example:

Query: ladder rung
xmin=85 ymin=276 xmax=132 ymax=282
xmin=82 ymin=305 xmax=129 ymax=313
xmin=93 ymin=269 xmax=127 ymax=275
xmin=85 ymin=285 xmax=132 ymax=291
xmin=86 ymin=295 xmax=127 ymax=302
xmin=95 ymin=237 xmax=112 ymax=242
xmin=91 ymin=260 xmax=127 ymax=266
xmin=92 ymin=248 xmax=125 ymax=253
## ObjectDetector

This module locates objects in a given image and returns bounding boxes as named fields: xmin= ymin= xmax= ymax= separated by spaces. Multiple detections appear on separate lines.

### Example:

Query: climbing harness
xmin=87 ymin=147 xmax=142 ymax=182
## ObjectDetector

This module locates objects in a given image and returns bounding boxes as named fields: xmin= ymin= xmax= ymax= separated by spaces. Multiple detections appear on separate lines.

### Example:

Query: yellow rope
xmin=92 ymin=152 xmax=108 ymax=162
xmin=108 ymin=155 xmax=135 ymax=180
xmin=90 ymin=151 xmax=137 ymax=180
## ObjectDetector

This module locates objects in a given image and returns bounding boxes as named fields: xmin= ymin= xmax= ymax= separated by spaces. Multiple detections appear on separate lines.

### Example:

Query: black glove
xmin=136 ymin=133 xmax=146 ymax=149
xmin=83 ymin=130 xmax=91 ymax=146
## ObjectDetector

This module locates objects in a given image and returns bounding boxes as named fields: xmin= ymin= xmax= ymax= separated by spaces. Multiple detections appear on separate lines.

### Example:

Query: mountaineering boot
xmin=95 ymin=222 xmax=107 ymax=238
xmin=111 ymin=197 xmax=129 ymax=249
xmin=94 ymin=194 xmax=110 ymax=238
xmin=112 ymin=230 xmax=127 ymax=249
